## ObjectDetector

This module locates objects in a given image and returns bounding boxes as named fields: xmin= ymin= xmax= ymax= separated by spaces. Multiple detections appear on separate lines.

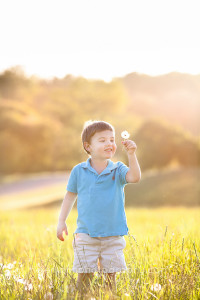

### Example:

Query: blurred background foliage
xmin=0 ymin=66 xmax=199 ymax=175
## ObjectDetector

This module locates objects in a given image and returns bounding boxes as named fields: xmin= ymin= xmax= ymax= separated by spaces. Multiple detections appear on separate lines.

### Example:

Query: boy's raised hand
xmin=121 ymin=139 xmax=137 ymax=155
xmin=57 ymin=221 xmax=68 ymax=241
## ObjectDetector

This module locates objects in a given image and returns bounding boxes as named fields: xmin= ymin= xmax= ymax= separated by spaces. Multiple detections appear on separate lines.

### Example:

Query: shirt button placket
xmin=96 ymin=174 xmax=101 ymax=184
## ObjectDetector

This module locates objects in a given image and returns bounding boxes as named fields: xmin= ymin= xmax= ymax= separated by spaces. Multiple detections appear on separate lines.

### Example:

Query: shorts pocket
xmin=72 ymin=233 xmax=90 ymax=249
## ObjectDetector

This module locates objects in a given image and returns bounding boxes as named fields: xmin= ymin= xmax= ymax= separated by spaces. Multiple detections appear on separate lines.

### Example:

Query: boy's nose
xmin=106 ymin=144 xmax=115 ymax=149
xmin=106 ymin=142 xmax=112 ymax=147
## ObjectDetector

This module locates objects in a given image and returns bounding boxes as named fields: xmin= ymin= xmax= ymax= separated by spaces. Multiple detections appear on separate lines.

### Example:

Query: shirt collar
xmin=81 ymin=157 xmax=118 ymax=175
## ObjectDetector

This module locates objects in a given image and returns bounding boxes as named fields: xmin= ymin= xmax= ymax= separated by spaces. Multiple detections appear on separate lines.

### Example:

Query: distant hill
xmin=124 ymin=166 xmax=200 ymax=207
xmin=11 ymin=166 xmax=200 ymax=210
xmin=118 ymin=72 xmax=200 ymax=136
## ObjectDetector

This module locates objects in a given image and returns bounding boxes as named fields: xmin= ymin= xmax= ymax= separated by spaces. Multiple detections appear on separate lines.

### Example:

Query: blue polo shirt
xmin=66 ymin=157 xmax=130 ymax=237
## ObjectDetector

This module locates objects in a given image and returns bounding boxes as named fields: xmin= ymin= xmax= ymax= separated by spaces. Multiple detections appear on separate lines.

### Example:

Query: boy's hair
xmin=81 ymin=120 xmax=115 ymax=155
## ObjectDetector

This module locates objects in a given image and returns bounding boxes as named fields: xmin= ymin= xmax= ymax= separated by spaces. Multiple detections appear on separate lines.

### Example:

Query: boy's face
xmin=85 ymin=130 xmax=117 ymax=160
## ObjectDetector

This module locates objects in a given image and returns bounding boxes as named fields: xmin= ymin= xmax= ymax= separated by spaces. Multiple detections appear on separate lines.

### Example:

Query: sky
xmin=0 ymin=0 xmax=200 ymax=81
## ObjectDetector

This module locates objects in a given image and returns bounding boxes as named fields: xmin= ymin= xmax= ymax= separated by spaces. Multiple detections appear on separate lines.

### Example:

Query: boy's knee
xmin=77 ymin=273 xmax=94 ymax=291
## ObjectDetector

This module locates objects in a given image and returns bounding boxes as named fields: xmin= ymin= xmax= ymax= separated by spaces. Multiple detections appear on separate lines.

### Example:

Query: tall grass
xmin=0 ymin=207 xmax=199 ymax=299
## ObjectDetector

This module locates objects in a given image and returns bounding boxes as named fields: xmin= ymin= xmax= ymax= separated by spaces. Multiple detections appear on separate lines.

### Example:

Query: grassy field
xmin=0 ymin=207 xmax=199 ymax=299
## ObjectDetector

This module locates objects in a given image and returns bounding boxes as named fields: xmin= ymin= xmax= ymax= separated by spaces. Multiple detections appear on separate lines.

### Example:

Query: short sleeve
xmin=118 ymin=162 xmax=129 ymax=185
xmin=66 ymin=166 xmax=78 ymax=193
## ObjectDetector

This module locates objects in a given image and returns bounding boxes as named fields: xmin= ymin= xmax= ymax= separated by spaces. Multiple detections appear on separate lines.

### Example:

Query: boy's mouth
xmin=105 ymin=149 xmax=112 ymax=152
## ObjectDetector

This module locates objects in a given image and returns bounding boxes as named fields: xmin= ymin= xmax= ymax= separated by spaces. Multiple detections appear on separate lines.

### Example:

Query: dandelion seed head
xmin=5 ymin=269 xmax=11 ymax=279
xmin=5 ymin=263 xmax=14 ymax=269
xmin=151 ymin=283 xmax=162 ymax=292
xmin=15 ymin=277 xmax=27 ymax=284
xmin=121 ymin=131 xmax=130 ymax=139
xmin=38 ymin=273 xmax=44 ymax=281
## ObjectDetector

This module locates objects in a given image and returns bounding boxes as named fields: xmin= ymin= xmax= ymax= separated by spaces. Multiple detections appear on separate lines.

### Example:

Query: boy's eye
xmin=99 ymin=140 xmax=114 ymax=142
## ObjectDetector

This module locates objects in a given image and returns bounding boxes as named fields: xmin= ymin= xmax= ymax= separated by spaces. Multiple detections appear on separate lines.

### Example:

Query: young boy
xmin=57 ymin=120 xmax=141 ymax=294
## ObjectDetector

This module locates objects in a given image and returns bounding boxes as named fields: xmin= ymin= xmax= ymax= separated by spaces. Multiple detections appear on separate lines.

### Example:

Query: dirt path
xmin=0 ymin=172 xmax=69 ymax=196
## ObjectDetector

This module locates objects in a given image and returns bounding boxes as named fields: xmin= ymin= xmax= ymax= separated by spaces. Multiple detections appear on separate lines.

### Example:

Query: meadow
xmin=0 ymin=207 xmax=199 ymax=299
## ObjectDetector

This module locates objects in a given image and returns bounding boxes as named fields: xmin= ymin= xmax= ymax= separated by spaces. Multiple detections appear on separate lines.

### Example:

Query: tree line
xmin=0 ymin=67 xmax=199 ymax=175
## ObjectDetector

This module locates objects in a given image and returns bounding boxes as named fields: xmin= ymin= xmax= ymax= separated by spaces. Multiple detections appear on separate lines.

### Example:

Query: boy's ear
xmin=84 ymin=142 xmax=90 ymax=152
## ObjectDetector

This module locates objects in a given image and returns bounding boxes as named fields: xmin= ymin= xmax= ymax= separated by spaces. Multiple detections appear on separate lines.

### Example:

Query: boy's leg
xmin=76 ymin=273 xmax=94 ymax=292
xmin=103 ymin=272 xmax=116 ymax=292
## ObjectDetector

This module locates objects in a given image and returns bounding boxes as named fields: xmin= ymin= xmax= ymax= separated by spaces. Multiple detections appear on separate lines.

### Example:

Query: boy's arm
xmin=126 ymin=152 xmax=141 ymax=183
xmin=58 ymin=191 xmax=77 ymax=222
xmin=122 ymin=140 xmax=141 ymax=183
xmin=57 ymin=191 xmax=77 ymax=241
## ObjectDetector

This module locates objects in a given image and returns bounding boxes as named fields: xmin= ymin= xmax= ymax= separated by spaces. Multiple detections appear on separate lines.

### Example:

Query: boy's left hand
xmin=122 ymin=139 xmax=137 ymax=155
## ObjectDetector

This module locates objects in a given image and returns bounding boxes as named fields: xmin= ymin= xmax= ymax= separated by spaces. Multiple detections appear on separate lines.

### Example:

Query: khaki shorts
xmin=72 ymin=233 xmax=127 ymax=273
